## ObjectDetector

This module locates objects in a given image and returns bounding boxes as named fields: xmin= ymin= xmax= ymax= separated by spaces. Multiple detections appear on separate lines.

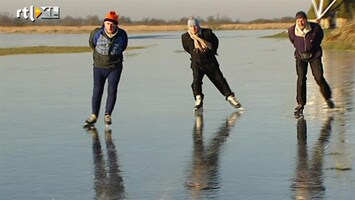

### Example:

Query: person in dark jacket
xmin=84 ymin=11 xmax=128 ymax=127
xmin=181 ymin=17 xmax=242 ymax=111
xmin=288 ymin=11 xmax=334 ymax=114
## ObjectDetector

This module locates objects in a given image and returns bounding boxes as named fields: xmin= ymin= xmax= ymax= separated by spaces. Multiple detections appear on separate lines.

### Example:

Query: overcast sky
xmin=0 ymin=0 xmax=312 ymax=21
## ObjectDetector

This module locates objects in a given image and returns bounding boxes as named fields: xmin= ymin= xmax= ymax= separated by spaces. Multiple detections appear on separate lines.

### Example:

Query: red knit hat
xmin=104 ymin=11 xmax=119 ymax=24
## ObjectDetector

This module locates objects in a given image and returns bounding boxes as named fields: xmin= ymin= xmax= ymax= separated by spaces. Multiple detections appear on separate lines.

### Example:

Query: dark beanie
xmin=295 ymin=11 xmax=307 ymax=19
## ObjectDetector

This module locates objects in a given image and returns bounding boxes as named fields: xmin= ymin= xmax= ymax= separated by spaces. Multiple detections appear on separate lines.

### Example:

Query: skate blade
xmin=236 ymin=106 xmax=245 ymax=112
xmin=83 ymin=123 xmax=96 ymax=129
xmin=194 ymin=107 xmax=204 ymax=113
xmin=104 ymin=123 xmax=112 ymax=131
xmin=294 ymin=111 xmax=304 ymax=119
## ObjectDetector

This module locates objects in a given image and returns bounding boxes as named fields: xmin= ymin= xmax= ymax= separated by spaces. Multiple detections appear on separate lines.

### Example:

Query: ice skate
xmin=227 ymin=95 xmax=243 ymax=110
xmin=104 ymin=114 xmax=112 ymax=128
xmin=83 ymin=114 xmax=97 ymax=129
xmin=294 ymin=105 xmax=304 ymax=119
xmin=194 ymin=95 xmax=204 ymax=111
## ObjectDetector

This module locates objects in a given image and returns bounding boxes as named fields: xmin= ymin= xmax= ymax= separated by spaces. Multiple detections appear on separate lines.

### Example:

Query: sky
xmin=0 ymin=0 xmax=313 ymax=22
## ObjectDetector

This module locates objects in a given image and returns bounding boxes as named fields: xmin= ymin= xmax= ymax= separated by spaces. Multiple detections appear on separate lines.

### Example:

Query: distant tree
xmin=0 ymin=13 xmax=13 ymax=26
xmin=119 ymin=16 xmax=132 ymax=24
xmin=85 ymin=15 xmax=101 ymax=25
xmin=0 ymin=12 xmax=301 ymax=26
xmin=139 ymin=17 xmax=166 ymax=25
xmin=206 ymin=15 xmax=233 ymax=24
xmin=176 ymin=17 xmax=189 ymax=25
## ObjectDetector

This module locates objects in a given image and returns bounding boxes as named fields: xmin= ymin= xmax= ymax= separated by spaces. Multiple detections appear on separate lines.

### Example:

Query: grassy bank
xmin=323 ymin=22 xmax=355 ymax=50
xmin=0 ymin=46 xmax=146 ymax=56
xmin=0 ymin=22 xmax=353 ymax=55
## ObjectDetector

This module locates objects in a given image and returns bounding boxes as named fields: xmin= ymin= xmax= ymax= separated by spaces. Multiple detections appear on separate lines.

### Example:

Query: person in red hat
xmin=84 ymin=11 xmax=128 ymax=128
xmin=288 ymin=11 xmax=334 ymax=116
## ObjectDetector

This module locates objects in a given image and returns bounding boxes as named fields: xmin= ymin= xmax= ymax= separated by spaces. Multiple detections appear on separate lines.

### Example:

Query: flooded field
xmin=0 ymin=30 xmax=354 ymax=199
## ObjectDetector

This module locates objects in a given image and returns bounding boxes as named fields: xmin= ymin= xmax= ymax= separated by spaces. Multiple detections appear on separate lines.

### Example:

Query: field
xmin=0 ymin=23 xmax=293 ymax=34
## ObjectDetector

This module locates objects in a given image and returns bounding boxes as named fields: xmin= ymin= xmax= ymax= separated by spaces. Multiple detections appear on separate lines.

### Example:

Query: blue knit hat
xmin=187 ymin=17 xmax=200 ymax=27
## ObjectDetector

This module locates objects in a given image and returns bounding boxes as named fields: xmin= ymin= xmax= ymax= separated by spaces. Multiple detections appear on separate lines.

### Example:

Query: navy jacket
xmin=288 ymin=22 xmax=323 ymax=61
xmin=89 ymin=26 xmax=128 ymax=69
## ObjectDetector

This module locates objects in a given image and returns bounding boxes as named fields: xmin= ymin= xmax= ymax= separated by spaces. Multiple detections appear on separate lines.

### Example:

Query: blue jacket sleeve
xmin=89 ymin=28 xmax=101 ymax=49
xmin=118 ymin=28 xmax=128 ymax=52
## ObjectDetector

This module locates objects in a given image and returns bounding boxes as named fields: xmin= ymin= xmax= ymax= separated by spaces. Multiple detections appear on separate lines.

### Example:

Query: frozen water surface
xmin=0 ymin=31 xmax=354 ymax=200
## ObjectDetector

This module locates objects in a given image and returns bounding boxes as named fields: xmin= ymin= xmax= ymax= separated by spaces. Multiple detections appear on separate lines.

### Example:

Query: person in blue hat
xmin=181 ymin=17 xmax=242 ymax=111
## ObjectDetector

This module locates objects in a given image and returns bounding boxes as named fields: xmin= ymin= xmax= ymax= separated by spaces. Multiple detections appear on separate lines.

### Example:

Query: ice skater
xmin=181 ymin=17 xmax=242 ymax=111
xmin=288 ymin=11 xmax=334 ymax=116
xmin=84 ymin=11 xmax=128 ymax=128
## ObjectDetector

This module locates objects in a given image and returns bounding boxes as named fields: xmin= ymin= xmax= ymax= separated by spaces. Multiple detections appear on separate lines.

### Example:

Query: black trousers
xmin=191 ymin=62 xmax=233 ymax=99
xmin=295 ymin=57 xmax=332 ymax=106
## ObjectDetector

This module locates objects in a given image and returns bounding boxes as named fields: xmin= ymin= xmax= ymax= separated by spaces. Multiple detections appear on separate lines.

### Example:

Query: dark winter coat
xmin=89 ymin=26 xmax=128 ymax=69
xmin=181 ymin=28 xmax=219 ymax=66
xmin=288 ymin=22 xmax=323 ymax=61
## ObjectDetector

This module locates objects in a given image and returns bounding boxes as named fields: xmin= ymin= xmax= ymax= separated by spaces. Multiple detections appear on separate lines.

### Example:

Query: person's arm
xmin=118 ymin=29 xmax=128 ymax=52
xmin=89 ymin=28 xmax=100 ymax=49
xmin=181 ymin=33 xmax=191 ymax=53
xmin=315 ymin=24 xmax=324 ymax=46
xmin=288 ymin=26 xmax=294 ymax=44
xmin=208 ymin=30 xmax=218 ymax=55
xmin=191 ymin=34 xmax=212 ymax=50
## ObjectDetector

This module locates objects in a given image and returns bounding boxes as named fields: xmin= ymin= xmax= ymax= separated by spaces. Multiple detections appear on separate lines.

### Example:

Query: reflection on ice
xmin=291 ymin=116 xmax=334 ymax=199
xmin=185 ymin=112 xmax=242 ymax=198
xmin=0 ymin=31 xmax=354 ymax=200
xmin=306 ymin=50 xmax=355 ymax=119
xmin=87 ymin=128 xmax=125 ymax=200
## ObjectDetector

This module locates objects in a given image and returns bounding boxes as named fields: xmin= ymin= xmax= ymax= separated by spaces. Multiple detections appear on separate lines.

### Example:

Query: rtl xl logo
xmin=16 ymin=6 xmax=60 ymax=22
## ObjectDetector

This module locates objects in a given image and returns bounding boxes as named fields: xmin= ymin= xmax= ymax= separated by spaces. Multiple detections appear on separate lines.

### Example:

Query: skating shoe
xmin=194 ymin=95 xmax=203 ymax=111
xmin=227 ymin=95 xmax=242 ymax=109
xmin=326 ymin=99 xmax=335 ymax=109
xmin=83 ymin=114 xmax=97 ymax=129
xmin=85 ymin=114 xmax=97 ymax=124
xmin=104 ymin=114 xmax=112 ymax=125
xmin=294 ymin=105 xmax=304 ymax=119
xmin=294 ymin=105 xmax=304 ymax=113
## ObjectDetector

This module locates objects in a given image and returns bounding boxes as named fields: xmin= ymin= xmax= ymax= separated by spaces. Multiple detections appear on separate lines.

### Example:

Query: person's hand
xmin=190 ymin=33 xmax=199 ymax=40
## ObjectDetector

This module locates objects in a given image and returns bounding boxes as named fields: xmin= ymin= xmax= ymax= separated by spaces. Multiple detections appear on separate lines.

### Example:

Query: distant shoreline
xmin=0 ymin=23 xmax=293 ymax=34
xmin=1 ymin=22 xmax=353 ymax=51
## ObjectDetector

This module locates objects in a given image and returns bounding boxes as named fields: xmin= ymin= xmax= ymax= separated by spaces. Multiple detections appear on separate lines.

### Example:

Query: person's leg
xmin=309 ymin=57 xmax=332 ymax=103
xmin=205 ymin=64 xmax=233 ymax=98
xmin=296 ymin=59 xmax=308 ymax=107
xmin=191 ymin=66 xmax=205 ymax=110
xmin=105 ymin=67 xmax=123 ymax=116
xmin=92 ymin=68 xmax=107 ymax=117
xmin=191 ymin=66 xmax=204 ymax=98
xmin=205 ymin=64 xmax=241 ymax=108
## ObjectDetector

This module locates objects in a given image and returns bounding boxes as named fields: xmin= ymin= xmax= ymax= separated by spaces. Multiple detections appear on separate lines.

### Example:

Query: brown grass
xmin=2 ymin=22 xmax=353 ymax=50
xmin=323 ymin=22 xmax=355 ymax=50
xmin=0 ymin=23 xmax=294 ymax=34
xmin=0 ymin=46 xmax=146 ymax=56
